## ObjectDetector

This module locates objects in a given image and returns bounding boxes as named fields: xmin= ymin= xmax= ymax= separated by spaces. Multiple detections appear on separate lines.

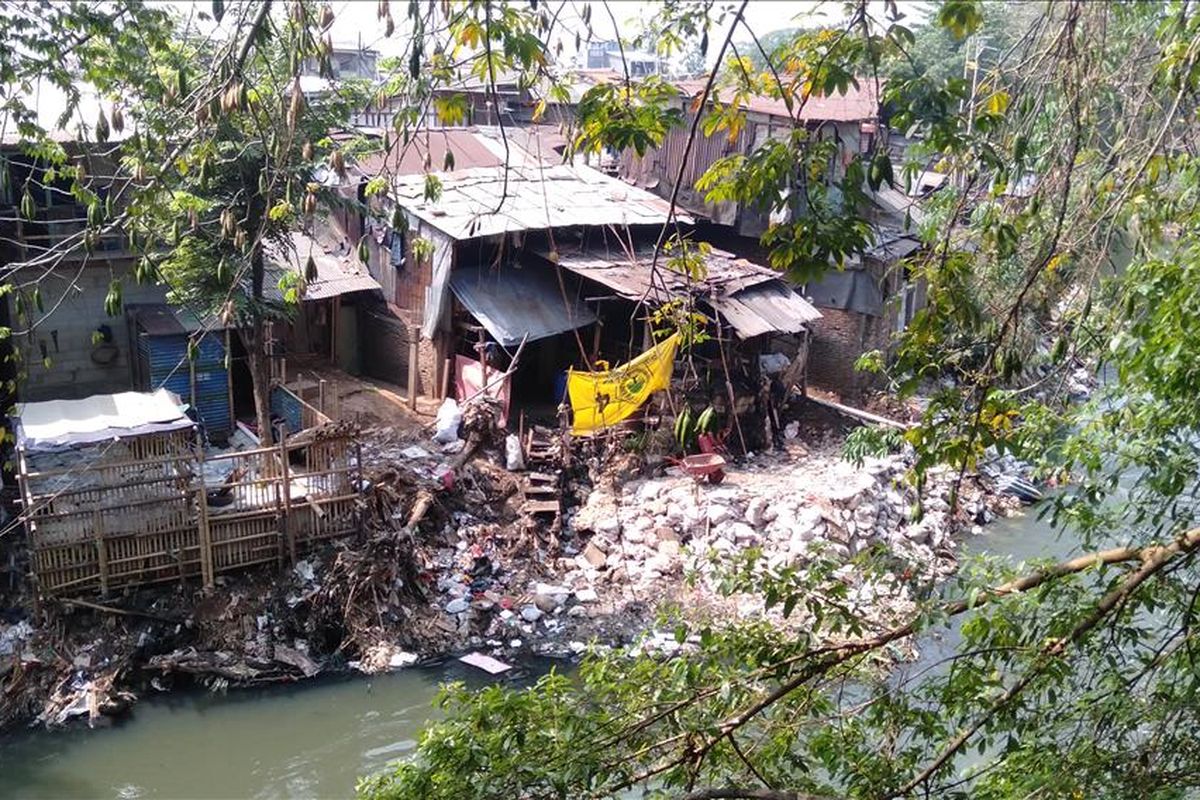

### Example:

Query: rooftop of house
xmin=263 ymin=230 xmax=382 ymax=303
xmin=351 ymin=126 xmax=565 ymax=177
xmin=391 ymin=162 xmax=689 ymax=241
xmin=671 ymin=76 xmax=882 ymax=123
xmin=533 ymin=243 xmax=822 ymax=338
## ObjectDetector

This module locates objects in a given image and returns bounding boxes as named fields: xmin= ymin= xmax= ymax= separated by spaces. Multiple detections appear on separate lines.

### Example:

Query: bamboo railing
xmin=19 ymin=425 xmax=361 ymax=598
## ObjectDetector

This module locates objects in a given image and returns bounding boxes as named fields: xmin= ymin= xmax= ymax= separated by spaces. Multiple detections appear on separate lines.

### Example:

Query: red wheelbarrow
xmin=675 ymin=452 xmax=726 ymax=484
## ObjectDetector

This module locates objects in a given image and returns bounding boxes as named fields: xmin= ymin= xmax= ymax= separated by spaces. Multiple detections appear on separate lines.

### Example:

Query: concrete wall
xmin=14 ymin=261 xmax=170 ymax=401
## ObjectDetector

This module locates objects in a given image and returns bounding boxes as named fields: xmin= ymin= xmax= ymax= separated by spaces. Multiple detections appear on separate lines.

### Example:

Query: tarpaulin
xmin=567 ymin=333 xmax=679 ymax=435
xmin=455 ymin=355 xmax=511 ymax=428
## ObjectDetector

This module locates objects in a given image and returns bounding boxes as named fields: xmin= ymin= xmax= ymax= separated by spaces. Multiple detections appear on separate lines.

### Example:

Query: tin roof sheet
xmin=449 ymin=265 xmax=597 ymax=347
xmin=711 ymin=280 xmax=822 ymax=338
xmin=392 ymin=164 xmax=687 ymax=241
xmin=264 ymin=231 xmax=382 ymax=302
xmin=544 ymin=245 xmax=820 ymax=335
xmin=545 ymin=245 xmax=779 ymax=301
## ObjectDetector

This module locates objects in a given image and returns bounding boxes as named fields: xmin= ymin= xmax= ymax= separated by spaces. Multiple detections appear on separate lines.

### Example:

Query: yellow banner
xmin=567 ymin=333 xmax=680 ymax=434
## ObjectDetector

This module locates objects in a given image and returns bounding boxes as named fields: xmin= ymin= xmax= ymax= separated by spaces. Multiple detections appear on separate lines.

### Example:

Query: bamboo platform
xmin=18 ymin=392 xmax=363 ymax=598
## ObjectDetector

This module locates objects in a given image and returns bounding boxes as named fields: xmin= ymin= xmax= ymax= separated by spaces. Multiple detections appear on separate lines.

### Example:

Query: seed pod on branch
xmin=329 ymin=149 xmax=346 ymax=179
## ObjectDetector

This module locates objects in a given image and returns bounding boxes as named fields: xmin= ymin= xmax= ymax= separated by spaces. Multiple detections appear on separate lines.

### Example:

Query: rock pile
xmin=560 ymin=444 xmax=1006 ymax=631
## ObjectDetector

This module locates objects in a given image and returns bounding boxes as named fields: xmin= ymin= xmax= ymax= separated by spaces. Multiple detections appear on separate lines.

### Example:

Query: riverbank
xmin=0 ymin=398 xmax=1021 ymax=734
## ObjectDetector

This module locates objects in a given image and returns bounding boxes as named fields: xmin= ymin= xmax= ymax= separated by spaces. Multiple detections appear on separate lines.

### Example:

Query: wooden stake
xmin=408 ymin=324 xmax=419 ymax=409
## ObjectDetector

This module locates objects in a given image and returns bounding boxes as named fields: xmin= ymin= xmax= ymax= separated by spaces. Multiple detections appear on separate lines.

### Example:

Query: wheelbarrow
xmin=676 ymin=452 xmax=726 ymax=484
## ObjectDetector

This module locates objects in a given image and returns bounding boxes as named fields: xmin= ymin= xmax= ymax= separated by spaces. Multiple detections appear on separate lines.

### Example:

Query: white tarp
xmin=17 ymin=389 xmax=191 ymax=450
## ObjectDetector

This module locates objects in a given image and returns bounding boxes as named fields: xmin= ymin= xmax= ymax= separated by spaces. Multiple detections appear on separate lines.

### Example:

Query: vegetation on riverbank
xmin=3 ymin=1 xmax=1200 ymax=798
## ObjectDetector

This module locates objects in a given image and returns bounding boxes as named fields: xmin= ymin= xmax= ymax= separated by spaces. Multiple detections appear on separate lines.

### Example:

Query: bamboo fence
xmin=19 ymin=395 xmax=362 ymax=598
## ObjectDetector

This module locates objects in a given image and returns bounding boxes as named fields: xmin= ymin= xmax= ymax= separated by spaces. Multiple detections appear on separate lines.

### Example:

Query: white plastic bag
xmin=505 ymin=433 xmax=526 ymax=471
xmin=432 ymin=398 xmax=463 ymax=444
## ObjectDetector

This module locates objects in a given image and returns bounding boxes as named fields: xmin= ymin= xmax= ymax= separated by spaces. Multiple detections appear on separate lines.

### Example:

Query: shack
xmin=126 ymin=304 xmax=235 ymax=443
xmin=17 ymin=388 xmax=361 ymax=599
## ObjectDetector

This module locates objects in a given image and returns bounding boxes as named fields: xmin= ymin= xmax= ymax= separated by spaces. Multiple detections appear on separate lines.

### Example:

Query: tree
xmin=101 ymin=2 xmax=371 ymax=439
xmin=0 ymin=1 xmax=369 ymax=440
xmin=356 ymin=2 xmax=1200 ymax=799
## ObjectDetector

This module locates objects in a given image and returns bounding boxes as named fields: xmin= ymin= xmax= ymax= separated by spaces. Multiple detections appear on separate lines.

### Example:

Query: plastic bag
xmin=505 ymin=433 xmax=526 ymax=471
xmin=433 ymin=398 xmax=462 ymax=444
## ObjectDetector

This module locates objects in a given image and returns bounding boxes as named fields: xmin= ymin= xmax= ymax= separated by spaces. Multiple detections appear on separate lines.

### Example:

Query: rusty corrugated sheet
xmin=264 ymin=231 xmax=382 ymax=302
xmin=392 ymin=164 xmax=689 ymax=241
xmin=547 ymin=245 xmax=778 ymax=299
xmin=449 ymin=265 xmax=597 ymax=346
xmin=710 ymin=279 xmax=822 ymax=338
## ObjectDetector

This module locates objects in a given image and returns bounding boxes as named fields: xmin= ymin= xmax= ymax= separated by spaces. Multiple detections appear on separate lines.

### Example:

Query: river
xmin=0 ymin=507 xmax=1072 ymax=799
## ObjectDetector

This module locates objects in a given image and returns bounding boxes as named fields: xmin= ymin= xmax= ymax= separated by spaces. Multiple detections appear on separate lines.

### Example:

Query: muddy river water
xmin=0 ymin=507 xmax=1071 ymax=799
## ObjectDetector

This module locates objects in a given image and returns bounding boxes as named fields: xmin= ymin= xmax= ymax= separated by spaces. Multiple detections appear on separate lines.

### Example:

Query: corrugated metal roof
xmin=392 ymin=164 xmax=687 ymax=241
xmin=804 ymin=269 xmax=884 ymax=316
xmin=544 ymin=245 xmax=819 ymax=336
xmin=352 ymin=126 xmax=563 ymax=177
xmin=449 ymin=265 xmax=597 ymax=347
xmin=870 ymin=186 xmax=927 ymax=229
xmin=673 ymin=78 xmax=881 ymax=123
xmin=545 ymin=244 xmax=779 ymax=302
xmin=264 ymin=231 xmax=382 ymax=302
xmin=711 ymin=280 xmax=822 ymax=338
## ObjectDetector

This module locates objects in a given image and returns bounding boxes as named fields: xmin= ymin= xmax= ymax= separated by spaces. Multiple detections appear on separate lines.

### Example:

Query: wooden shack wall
xmin=20 ymin=426 xmax=361 ymax=598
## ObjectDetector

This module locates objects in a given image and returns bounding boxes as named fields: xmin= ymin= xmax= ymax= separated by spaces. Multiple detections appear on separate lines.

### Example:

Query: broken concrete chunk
xmin=581 ymin=541 xmax=607 ymax=569
xmin=574 ymin=588 xmax=599 ymax=603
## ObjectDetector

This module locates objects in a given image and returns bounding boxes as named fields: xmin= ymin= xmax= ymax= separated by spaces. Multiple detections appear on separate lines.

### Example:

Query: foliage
xmin=842 ymin=424 xmax=906 ymax=466
xmin=360 ymin=2 xmax=1200 ymax=799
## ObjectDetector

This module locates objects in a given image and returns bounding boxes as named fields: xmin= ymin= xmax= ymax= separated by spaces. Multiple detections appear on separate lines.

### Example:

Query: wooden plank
xmin=803 ymin=393 xmax=910 ymax=430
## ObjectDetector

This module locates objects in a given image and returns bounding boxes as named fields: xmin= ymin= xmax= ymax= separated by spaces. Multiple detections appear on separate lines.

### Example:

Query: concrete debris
xmin=1 ymin=397 xmax=1018 ymax=734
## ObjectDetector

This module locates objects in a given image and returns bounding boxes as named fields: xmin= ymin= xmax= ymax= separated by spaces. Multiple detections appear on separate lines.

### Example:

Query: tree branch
xmin=678 ymin=789 xmax=837 ymax=800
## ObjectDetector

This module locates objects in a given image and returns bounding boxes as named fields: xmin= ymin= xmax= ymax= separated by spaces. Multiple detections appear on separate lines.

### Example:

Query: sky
xmin=178 ymin=1 xmax=931 ymax=71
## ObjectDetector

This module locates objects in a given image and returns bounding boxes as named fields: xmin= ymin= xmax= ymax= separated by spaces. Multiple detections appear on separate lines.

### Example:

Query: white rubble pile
xmin=564 ymin=450 xmax=972 ymax=625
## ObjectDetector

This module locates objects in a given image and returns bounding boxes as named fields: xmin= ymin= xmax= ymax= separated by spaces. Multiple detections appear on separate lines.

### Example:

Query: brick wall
xmin=805 ymin=302 xmax=898 ymax=401
xmin=14 ymin=261 xmax=169 ymax=401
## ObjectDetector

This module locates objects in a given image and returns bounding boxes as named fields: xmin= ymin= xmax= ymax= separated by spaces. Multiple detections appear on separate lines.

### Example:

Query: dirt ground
xmin=283 ymin=358 xmax=442 ymax=430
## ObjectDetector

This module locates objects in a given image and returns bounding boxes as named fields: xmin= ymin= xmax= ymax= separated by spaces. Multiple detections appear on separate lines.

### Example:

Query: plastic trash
xmin=505 ymin=433 xmax=526 ymax=471
xmin=432 ymin=398 xmax=462 ymax=444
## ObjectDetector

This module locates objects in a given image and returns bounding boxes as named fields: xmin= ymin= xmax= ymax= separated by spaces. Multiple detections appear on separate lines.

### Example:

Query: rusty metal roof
xmin=711 ymin=280 xmax=822 ymax=338
xmin=449 ymin=265 xmax=597 ymax=346
xmin=264 ymin=231 xmax=382 ymax=302
xmin=543 ymin=245 xmax=820 ymax=336
xmin=393 ymin=164 xmax=687 ymax=241
xmin=545 ymin=244 xmax=778 ymax=301
xmin=351 ymin=126 xmax=566 ymax=178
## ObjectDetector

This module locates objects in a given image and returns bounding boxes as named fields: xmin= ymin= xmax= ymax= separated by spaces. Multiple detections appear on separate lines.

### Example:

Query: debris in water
xmin=459 ymin=652 xmax=511 ymax=674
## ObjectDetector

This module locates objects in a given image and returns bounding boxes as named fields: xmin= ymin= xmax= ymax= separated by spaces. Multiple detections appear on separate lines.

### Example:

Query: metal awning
xmin=803 ymin=269 xmax=884 ymax=316
xmin=449 ymin=266 xmax=597 ymax=347
xmin=710 ymin=280 xmax=822 ymax=339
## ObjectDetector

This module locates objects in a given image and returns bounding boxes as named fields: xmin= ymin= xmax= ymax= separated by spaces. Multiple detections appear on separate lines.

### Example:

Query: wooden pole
xmin=279 ymin=426 xmax=295 ymax=563
xmin=804 ymin=393 xmax=911 ymax=430
xmin=408 ymin=324 xmax=419 ymax=410
xmin=93 ymin=510 xmax=108 ymax=597
xmin=318 ymin=378 xmax=327 ymax=417
xmin=16 ymin=447 xmax=43 ymax=617
xmin=195 ymin=447 xmax=214 ymax=588
xmin=224 ymin=328 xmax=235 ymax=435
